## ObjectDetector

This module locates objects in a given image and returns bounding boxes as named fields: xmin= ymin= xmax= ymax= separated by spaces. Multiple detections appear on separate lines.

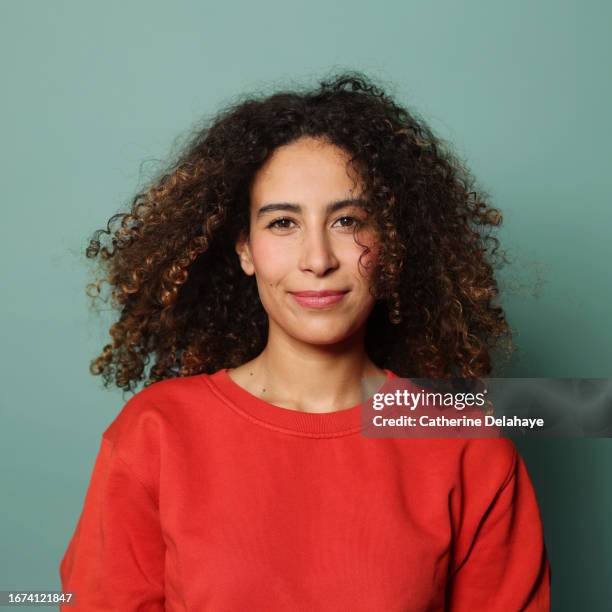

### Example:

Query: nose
xmin=298 ymin=228 xmax=340 ymax=276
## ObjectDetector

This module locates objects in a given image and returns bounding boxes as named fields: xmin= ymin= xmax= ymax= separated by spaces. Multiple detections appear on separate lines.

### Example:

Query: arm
xmin=446 ymin=442 xmax=551 ymax=611
xmin=59 ymin=436 xmax=165 ymax=611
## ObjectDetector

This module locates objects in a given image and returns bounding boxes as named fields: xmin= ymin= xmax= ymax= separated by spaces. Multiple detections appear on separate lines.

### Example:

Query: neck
xmin=238 ymin=325 xmax=384 ymax=413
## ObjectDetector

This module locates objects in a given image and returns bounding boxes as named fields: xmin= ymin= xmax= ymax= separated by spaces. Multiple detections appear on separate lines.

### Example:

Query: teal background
xmin=1 ymin=1 xmax=610 ymax=610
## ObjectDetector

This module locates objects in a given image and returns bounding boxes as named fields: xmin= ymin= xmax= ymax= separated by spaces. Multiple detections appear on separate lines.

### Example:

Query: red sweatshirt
xmin=59 ymin=368 xmax=551 ymax=611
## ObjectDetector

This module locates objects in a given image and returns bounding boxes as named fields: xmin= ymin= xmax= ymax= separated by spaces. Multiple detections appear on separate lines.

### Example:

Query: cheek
xmin=250 ymin=239 xmax=290 ymax=283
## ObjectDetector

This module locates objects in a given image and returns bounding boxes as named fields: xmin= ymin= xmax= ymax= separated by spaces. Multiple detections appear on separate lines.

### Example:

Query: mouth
xmin=288 ymin=290 xmax=350 ymax=309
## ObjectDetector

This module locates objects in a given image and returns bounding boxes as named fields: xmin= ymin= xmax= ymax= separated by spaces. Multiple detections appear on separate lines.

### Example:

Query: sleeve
xmin=59 ymin=436 xmax=166 ymax=611
xmin=446 ymin=442 xmax=551 ymax=611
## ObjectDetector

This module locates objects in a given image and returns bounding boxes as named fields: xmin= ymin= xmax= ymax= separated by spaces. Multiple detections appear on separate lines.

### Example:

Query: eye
xmin=334 ymin=215 xmax=364 ymax=230
xmin=266 ymin=217 xmax=296 ymax=230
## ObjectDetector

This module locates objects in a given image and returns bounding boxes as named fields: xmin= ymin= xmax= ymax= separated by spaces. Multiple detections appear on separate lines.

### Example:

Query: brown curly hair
xmin=85 ymin=70 xmax=514 ymax=392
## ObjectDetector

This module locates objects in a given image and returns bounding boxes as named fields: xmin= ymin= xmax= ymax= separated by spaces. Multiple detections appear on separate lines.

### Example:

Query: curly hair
xmin=85 ymin=70 xmax=514 ymax=392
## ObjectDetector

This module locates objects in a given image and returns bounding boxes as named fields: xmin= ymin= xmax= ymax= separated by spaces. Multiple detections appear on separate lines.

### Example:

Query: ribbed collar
xmin=204 ymin=367 xmax=398 ymax=438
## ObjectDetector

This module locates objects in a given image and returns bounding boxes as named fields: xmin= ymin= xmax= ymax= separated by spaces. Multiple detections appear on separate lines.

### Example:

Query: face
xmin=235 ymin=136 xmax=380 ymax=346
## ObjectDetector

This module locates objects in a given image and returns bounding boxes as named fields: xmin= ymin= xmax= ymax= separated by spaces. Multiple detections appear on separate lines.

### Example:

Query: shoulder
xmin=457 ymin=437 xmax=519 ymax=490
xmin=458 ymin=437 xmax=518 ymax=472
xmin=408 ymin=436 xmax=518 ymax=495
xmin=97 ymin=373 xmax=221 ymax=498
xmin=101 ymin=372 xmax=218 ymax=451
xmin=411 ymin=436 xmax=517 ymax=477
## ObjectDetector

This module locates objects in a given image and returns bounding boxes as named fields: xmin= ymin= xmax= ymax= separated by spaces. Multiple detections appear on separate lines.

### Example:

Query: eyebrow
xmin=256 ymin=198 xmax=370 ymax=218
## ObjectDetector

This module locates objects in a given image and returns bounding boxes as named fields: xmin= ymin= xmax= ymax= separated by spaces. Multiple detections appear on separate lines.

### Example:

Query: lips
xmin=289 ymin=290 xmax=349 ymax=297
xmin=289 ymin=290 xmax=349 ymax=309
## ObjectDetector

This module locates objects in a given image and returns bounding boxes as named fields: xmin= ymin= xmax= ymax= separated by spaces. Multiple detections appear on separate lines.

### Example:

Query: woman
xmin=59 ymin=72 xmax=551 ymax=610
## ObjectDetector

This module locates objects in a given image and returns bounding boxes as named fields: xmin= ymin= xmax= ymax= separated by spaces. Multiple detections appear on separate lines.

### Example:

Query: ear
xmin=235 ymin=230 xmax=255 ymax=276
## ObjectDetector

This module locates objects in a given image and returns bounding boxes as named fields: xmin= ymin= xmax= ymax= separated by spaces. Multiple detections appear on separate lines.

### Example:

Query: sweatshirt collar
xmin=205 ymin=367 xmax=398 ymax=438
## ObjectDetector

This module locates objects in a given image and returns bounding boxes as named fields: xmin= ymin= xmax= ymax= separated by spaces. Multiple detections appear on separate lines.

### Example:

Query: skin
xmin=232 ymin=136 xmax=387 ymax=413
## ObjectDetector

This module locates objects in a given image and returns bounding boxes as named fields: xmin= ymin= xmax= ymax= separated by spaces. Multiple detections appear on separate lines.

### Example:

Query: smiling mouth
xmin=289 ymin=291 xmax=349 ymax=309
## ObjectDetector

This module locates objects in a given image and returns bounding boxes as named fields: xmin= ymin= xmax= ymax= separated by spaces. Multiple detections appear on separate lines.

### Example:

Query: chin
xmin=290 ymin=324 xmax=357 ymax=346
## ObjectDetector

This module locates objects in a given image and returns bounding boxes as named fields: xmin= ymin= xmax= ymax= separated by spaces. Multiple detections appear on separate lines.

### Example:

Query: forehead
xmin=249 ymin=137 xmax=365 ymax=204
